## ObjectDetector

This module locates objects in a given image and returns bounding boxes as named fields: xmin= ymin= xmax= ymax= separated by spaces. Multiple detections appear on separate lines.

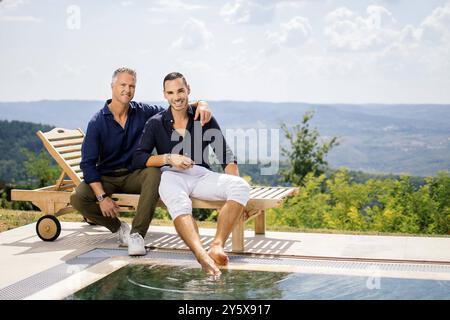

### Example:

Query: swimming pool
xmin=3 ymin=248 xmax=448 ymax=300
xmin=63 ymin=251 xmax=450 ymax=300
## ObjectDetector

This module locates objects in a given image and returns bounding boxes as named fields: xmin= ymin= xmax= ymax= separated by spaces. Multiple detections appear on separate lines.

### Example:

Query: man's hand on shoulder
xmin=193 ymin=100 xmax=212 ymax=126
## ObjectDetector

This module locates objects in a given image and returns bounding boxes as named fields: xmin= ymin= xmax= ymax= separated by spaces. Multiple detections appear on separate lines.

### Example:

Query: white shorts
xmin=158 ymin=165 xmax=251 ymax=220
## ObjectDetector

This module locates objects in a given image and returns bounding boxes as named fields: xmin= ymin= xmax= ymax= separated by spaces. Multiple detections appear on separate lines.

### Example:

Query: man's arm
xmin=206 ymin=116 xmax=239 ymax=175
xmin=80 ymin=121 xmax=102 ymax=184
xmin=80 ymin=121 xmax=119 ymax=218
xmin=140 ymin=100 xmax=211 ymax=125
xmin=145 ymin=154 xmax=193 ymax=170
xmin=132 ymin=120 xmax=157 ymax=169
xmin=133 ymin=120 xmax=195 ymax=171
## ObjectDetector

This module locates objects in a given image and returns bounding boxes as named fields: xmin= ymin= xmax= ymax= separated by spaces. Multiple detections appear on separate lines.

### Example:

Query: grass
xmin=1 ymin=208 xmax=448 ymax=238
xmin=0 ymin=208 xmax=218 ymax=233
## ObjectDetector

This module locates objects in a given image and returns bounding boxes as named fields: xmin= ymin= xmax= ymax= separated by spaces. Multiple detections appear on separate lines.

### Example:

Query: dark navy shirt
xmin=132 ymin=106 xmax=236 ymax=171
xmin=80 ymin=100 xmax=164 ymax=184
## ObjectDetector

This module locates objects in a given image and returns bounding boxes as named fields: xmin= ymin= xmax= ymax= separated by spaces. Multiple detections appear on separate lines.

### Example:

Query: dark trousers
xmin=70 ymin=167 xmax=161 ymax=238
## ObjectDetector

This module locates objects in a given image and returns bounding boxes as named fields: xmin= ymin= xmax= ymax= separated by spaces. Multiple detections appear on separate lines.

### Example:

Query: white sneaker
xmin=128 ymin=233 xmax=146 ymax=256
xmin=116 ymin=221 xmax=130 ymax=247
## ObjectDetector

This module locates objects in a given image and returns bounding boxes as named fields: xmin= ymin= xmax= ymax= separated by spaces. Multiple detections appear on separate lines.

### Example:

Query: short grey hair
xmin=111 ymin=67 xmax=137 ymax=85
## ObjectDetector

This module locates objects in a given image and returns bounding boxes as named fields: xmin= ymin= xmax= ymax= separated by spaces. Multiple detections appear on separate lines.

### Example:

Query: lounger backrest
xmin=37 ymin=128 xmax=85 ymax=186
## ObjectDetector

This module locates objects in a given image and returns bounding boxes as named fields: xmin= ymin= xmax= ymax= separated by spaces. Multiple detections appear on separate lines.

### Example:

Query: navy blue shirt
xmin=132 ymin=106 xmax=236 ymax=171
xmin=80 ymin=100 xmax=164 ymax=184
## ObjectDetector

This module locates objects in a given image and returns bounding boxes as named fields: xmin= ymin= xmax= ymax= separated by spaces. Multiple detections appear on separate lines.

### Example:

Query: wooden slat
xmin=37 ymin=131 xmax=83 ymax=186
xmin=246 ymin=198 xmax=281 ymax=210
xmin=47 ymin=133 xmax=84 ymax=141
xmin=51 ymin=138 xmax=84 ymax=148
xmin=11 ymin=189 xmax=72 ymax=202
xmin=249 ymin=187 xmax=272 ymax=198
xmin=42 ymin=128 xmax=84 ymax=141
xmin=66 ymin=158 xmax=81 ymax=166
xmin=71 ymin=165 xmax=82 ymax=172
xmin=249 ymin=187 xmax=265 ymax=195
xmin=252 ymin=188 xmax=283 ymax=199
xmin=62 ymin=151 xmax=81 ymax=160
xmin=265 ymin=188 xmax=291 ymax=199
xmin=56 ymin=145 xmax=82 ymax=154
xmin=270 ymin=188 xmax=297 ymax=200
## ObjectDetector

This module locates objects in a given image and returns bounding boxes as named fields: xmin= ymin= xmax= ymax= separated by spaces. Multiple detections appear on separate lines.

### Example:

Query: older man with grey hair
xmin=70 ymin=67 xmax=212 ymax=256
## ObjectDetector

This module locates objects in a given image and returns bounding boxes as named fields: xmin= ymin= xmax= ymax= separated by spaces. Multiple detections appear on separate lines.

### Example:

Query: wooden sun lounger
xmin=11 ymin=128 xmax=298 ymax=252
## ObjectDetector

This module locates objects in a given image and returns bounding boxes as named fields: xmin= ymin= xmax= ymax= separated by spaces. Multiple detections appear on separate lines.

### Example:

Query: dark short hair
xmin=163 ymin=72 xmax=188 ymax=90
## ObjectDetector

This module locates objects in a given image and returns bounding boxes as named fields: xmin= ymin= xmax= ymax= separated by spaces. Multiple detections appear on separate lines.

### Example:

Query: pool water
xmin=66 ymin=264 xmax=450 ymax=300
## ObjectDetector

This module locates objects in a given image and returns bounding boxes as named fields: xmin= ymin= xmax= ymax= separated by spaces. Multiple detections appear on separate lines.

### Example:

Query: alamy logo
xmin=170 ymin=122 xmax=280 ymax=175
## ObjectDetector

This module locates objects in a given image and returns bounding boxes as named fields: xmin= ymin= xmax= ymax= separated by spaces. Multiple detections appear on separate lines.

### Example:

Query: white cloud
xmin=121 ymin=1 xmax=133 ymax=7
xmin=420 ymin=3 xmax=450 ymax=45
xmin=171 ymin=18 xmax=213 ymax=50
xmin=18 ymin=66 xmax=37 ymax=79
xmin=324 ymin=5 xmax=397 ymax=51
xmin=1 ymin=0 xmax=27 ymax=9
xmin=0 ymin=0 xmax=42 ymax=22
xmin=54 ymin=65 xmax=87 ymax=80
xmin=0 ymin=15 xmax=42 ymax=22
xmin=148 ymin=0 xmax=207 ymax=12
xmin=398 ymin=25 xmax=422 ymax=44
xmin=267 ymin=16 xmax=312 ymax=47
xmin=146 ymin=17 xmax=168 ymax=25
xmin=176 ymin=60 xmax=211 ymax=72
xmin=232 ymin=37 xmax=244 ymax=45
xmin=225 ymin=49 xmax=266 ymax=75
xmin=220 ymin=0 xmax=275 ymax=25
xmin=325 ymin=7 xmax=356 ymax=23
xmin=373 ymin=3 xmax=450 ymax=74
xmin=276 ymin=1 xmax=306 ymax=10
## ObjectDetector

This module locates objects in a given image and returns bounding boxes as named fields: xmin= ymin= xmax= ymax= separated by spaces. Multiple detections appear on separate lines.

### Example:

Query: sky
xmin=1 ymin=0 xmax=450 ymax=104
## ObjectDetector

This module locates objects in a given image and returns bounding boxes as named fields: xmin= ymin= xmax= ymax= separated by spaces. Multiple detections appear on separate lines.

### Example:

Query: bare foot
xmin=197 ymin=252 xmax=221 ymax=276
xmin=208 ymin=245 xmax=229 ymax=266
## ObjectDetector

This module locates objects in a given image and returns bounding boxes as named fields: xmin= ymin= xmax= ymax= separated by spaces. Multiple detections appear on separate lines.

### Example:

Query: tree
xmin=21 ymin=148 xmax=60 ymax=188
xmin=281 ymin=110 xmax=339 ymax=186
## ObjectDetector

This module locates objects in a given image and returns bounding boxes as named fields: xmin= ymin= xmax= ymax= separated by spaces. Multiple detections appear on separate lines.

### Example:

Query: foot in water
xmin=198 ymin=252 xmax=221 ymax=276
xmin=208 ymin=245 xmax=229 ymax=266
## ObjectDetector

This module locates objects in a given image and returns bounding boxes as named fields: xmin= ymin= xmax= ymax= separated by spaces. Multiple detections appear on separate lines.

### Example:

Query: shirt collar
xmin=102 ymin=99 xmax=136 ymax=116
xmin=102 ymin=100 xmax=113 ymax=116
xmin=162 ymin=105 xmax=195 ymax=124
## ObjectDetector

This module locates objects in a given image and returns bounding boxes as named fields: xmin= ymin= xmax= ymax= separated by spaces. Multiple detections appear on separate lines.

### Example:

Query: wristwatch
xmin=96 ymin=193 xmax=108 ymax=202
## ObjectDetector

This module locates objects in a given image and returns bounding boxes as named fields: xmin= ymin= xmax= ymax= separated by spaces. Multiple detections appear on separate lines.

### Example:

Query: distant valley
xmin=0 ymin=100 xmax=449 ymax=177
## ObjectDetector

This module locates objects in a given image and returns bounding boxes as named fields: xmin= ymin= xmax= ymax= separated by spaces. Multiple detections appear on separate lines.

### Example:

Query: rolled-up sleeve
xmin=80 ymin=120 xmax=102 ymax=184
xmin=132 ymin=119 xmax=157 ymax=169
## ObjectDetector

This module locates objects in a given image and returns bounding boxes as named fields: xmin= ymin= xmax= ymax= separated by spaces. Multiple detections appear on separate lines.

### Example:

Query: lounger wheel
xmin=83 ymin=217 xmax=97 ymax=226
xmin=36 ymin=215 xmax=61 ymax=241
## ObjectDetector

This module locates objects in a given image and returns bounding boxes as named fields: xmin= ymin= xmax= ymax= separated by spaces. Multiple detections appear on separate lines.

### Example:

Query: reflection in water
xmin=66 ymin=263 xmax=450 ymax=300
xmin=68 ymin=264 xmax=287 ymax=300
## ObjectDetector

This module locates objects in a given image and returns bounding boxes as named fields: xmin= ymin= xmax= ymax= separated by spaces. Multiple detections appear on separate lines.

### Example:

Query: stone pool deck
xmin=0 ymin=221 xmax=449 ymax=298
